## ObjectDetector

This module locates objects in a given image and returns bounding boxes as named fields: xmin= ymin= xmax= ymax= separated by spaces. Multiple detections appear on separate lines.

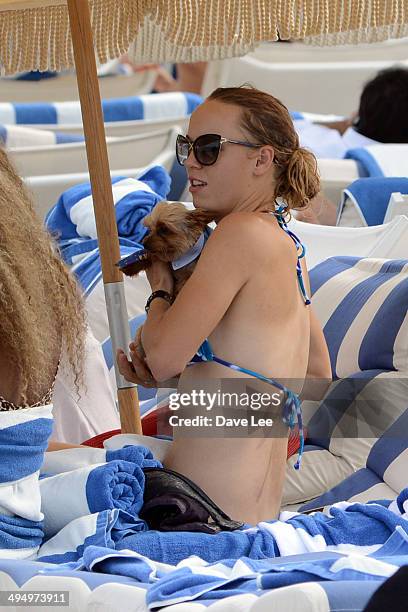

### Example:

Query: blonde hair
xmin=0 ymin=148 xmax=86 ymax=405
xmin=208 ymin=86 xmax=320 ymax=212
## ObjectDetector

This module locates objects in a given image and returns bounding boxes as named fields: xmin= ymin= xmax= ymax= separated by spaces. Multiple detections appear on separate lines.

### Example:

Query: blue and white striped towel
xmin=40 ymin=445 xmax=160 ymax=539
xmin=0 ymin=405 xmax=53 ymax=559
xmin=0 ymin=92 xmax=202 ymax=125
xmin=45 ymin=166 xmax=170 ymax=296
xmin=39 ymin=461 xmax=146 ymax=540
xmin=345 ymin=144 xmax=408 ymax=178
xmin=41 ymin=444 xmax=160 ymax=476
xmin=37 ymin=508 xmax=145 ymax=564
xmin=337 ymin=177 xmax=408 ymax=226
xmin=43 ymin=488 xmax=408 ymax=608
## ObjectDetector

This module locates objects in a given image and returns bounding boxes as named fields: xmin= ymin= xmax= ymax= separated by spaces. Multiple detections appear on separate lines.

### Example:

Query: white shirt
xmin=293 ymin=121 xmax=378 ymax=159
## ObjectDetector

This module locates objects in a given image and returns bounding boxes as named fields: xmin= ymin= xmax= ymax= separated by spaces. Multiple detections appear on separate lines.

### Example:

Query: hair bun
xmin=276 ymin=147 xmax=320 ymax=211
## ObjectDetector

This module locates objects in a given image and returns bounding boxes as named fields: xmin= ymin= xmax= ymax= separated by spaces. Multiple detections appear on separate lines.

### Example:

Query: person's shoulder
xmin=214 ymin=212 xmax=269 ymax=239
xmin=197 ymin=213 xmax=266 ymax=268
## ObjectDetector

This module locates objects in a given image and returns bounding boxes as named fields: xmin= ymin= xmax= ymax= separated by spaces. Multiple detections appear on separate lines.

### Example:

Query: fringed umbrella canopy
xmin=1 ymin=0 xmax=408 ymax=74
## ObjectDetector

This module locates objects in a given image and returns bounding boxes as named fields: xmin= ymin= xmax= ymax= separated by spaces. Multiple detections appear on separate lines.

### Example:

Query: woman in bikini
xmin=118 ymin=86 xmax=332 ymax=524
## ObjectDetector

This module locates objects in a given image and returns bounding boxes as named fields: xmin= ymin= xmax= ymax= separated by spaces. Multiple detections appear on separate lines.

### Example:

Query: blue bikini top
xmin=191 ymin=207 xmax=310 ymax=469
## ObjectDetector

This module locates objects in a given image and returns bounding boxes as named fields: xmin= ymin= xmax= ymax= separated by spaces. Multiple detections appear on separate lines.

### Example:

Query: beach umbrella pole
xmin=66 ymin=0 xmax=142 ymax=434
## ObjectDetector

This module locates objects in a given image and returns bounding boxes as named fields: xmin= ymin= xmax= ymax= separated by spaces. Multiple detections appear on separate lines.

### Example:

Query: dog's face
xmin=142 ymin=201 xmax=214 ymax=261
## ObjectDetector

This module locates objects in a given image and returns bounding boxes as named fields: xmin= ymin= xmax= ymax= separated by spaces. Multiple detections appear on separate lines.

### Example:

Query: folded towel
xmin=39 ymin=460 xmax=145 ymax=539
xmin=0 ymin=92 xmax=202 ymax=125
xmin=45 ymin=166 xmax=170 ymax=296
xmin=103 ymin=434 xmax=172 ymax=464
xmin=41 ymin=444 xmax=161 ymax=476
xmin=0 ymin=405 xmax=53 ymax=559
xmin=338 ymin=177 xmax=408 ymax=226
xmin=345 ymin=144 xmax=408 ymax=178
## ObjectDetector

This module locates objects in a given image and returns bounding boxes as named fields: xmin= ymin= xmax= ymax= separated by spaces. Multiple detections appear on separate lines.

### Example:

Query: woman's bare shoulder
xmin=212 ymin=212 xmax=280 ymax=247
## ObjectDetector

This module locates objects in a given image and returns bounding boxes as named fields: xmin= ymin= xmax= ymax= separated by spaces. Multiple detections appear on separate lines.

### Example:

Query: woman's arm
xmin=140 ymin=214 xmax=254 ymax=382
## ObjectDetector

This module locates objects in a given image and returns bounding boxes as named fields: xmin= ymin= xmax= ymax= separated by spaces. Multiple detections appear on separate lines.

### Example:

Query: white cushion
xmin=288 ymin=215 xmax=408 ymax=270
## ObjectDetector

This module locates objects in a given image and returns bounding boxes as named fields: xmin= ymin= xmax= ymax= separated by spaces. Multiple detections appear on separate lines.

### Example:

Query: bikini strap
xmin=274 ymin=206 xmax=311 ymax=306
xmin=207 ymin=353 xmax=304 ymax=470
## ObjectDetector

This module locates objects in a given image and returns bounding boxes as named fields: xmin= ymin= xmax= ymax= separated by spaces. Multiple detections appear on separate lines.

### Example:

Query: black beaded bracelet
xmin=145 ymin=290 xmax=173 ymax=313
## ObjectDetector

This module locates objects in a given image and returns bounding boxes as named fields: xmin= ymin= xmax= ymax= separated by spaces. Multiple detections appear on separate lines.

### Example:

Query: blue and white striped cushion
xmin=0 ymin=92 xmax=202 ymax=125
xmin=283 ymin=368 xmax=403 ymax=507
xmin=0 ymin=124 xmax=83 ymax=147
xmin=310 ymin=257 xmax=408 ymax=379
xmin=300 ymin=379 xmax=408 ymax=511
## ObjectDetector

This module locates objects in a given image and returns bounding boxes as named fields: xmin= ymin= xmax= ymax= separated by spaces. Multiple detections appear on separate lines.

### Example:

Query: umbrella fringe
xmin=0 ymin=0 xmax=407 ymax=75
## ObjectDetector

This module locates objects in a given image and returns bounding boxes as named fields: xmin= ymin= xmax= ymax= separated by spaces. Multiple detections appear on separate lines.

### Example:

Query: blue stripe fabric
xmin=309 ymin=257 xmax=408 ymax=378
xmin=167 ymin=157 xmax=188 ymax=201
xmin=39 ymin=462 xmax=150 ymax=541
xmin=85 ymin=461 xmax=145 ymax=515
xmin=0 ymin=405 xmax=53 ymax=556
xmin=186 ymin=93 xmax=203 ymax=114
xmin=318 ymin=580 xmax=380 ymax=612
xmin=358 ymin=273 xmax=408 ymax=371
xmin=0 ymin=417 xmax=53 ymax=483
xmin=0 ymin=514 xmax=44 ymax=552
xmin=36 ymin=493 xmax=408 ymax=609
xmin=367 ymin=409 xmax=408 ymax=480
xmin=55 ymin=132 xmax=84 ymax=144
xmin=101 ymin=96 xmax=144 ymax=122
xmin=300 ymin=468 xmax=383 ymax=511
xmin=309 ymin=256 xmax=361 ymax=296
xmin=1 ymin=93 xmax=202 ymax=125
xmin=45 ymin=167 xmax=171 ymax=296
xmin=345 ymin=148 xmax=384 ymax=177
xmin=37 ymin=509 xmax=143 ymax=564
xmin=322 ymin=260 xmax=407 ymax=377
xmin=306 ymin=370 xmax=380 ymax=449
xmin=341 ymin=178 xmax=408 ymax=226
xmin=14 ymin=102 xmax=57 ymax=124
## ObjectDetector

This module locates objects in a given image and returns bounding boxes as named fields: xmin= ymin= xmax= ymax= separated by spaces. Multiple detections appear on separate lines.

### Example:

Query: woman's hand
xmin=116 ymin=326 xmax=157 ymax=388
xmin=146 ymin=259 xmax=174 ymax=294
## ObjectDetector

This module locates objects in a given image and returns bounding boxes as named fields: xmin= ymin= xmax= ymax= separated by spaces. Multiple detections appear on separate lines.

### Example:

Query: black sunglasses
xmin=176 ymin=133 xmax=262 ymax=166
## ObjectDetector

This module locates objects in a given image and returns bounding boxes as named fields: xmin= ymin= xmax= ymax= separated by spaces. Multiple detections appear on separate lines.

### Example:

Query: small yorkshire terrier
xmin=120 ymin=201 xmax=215 ymax=294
